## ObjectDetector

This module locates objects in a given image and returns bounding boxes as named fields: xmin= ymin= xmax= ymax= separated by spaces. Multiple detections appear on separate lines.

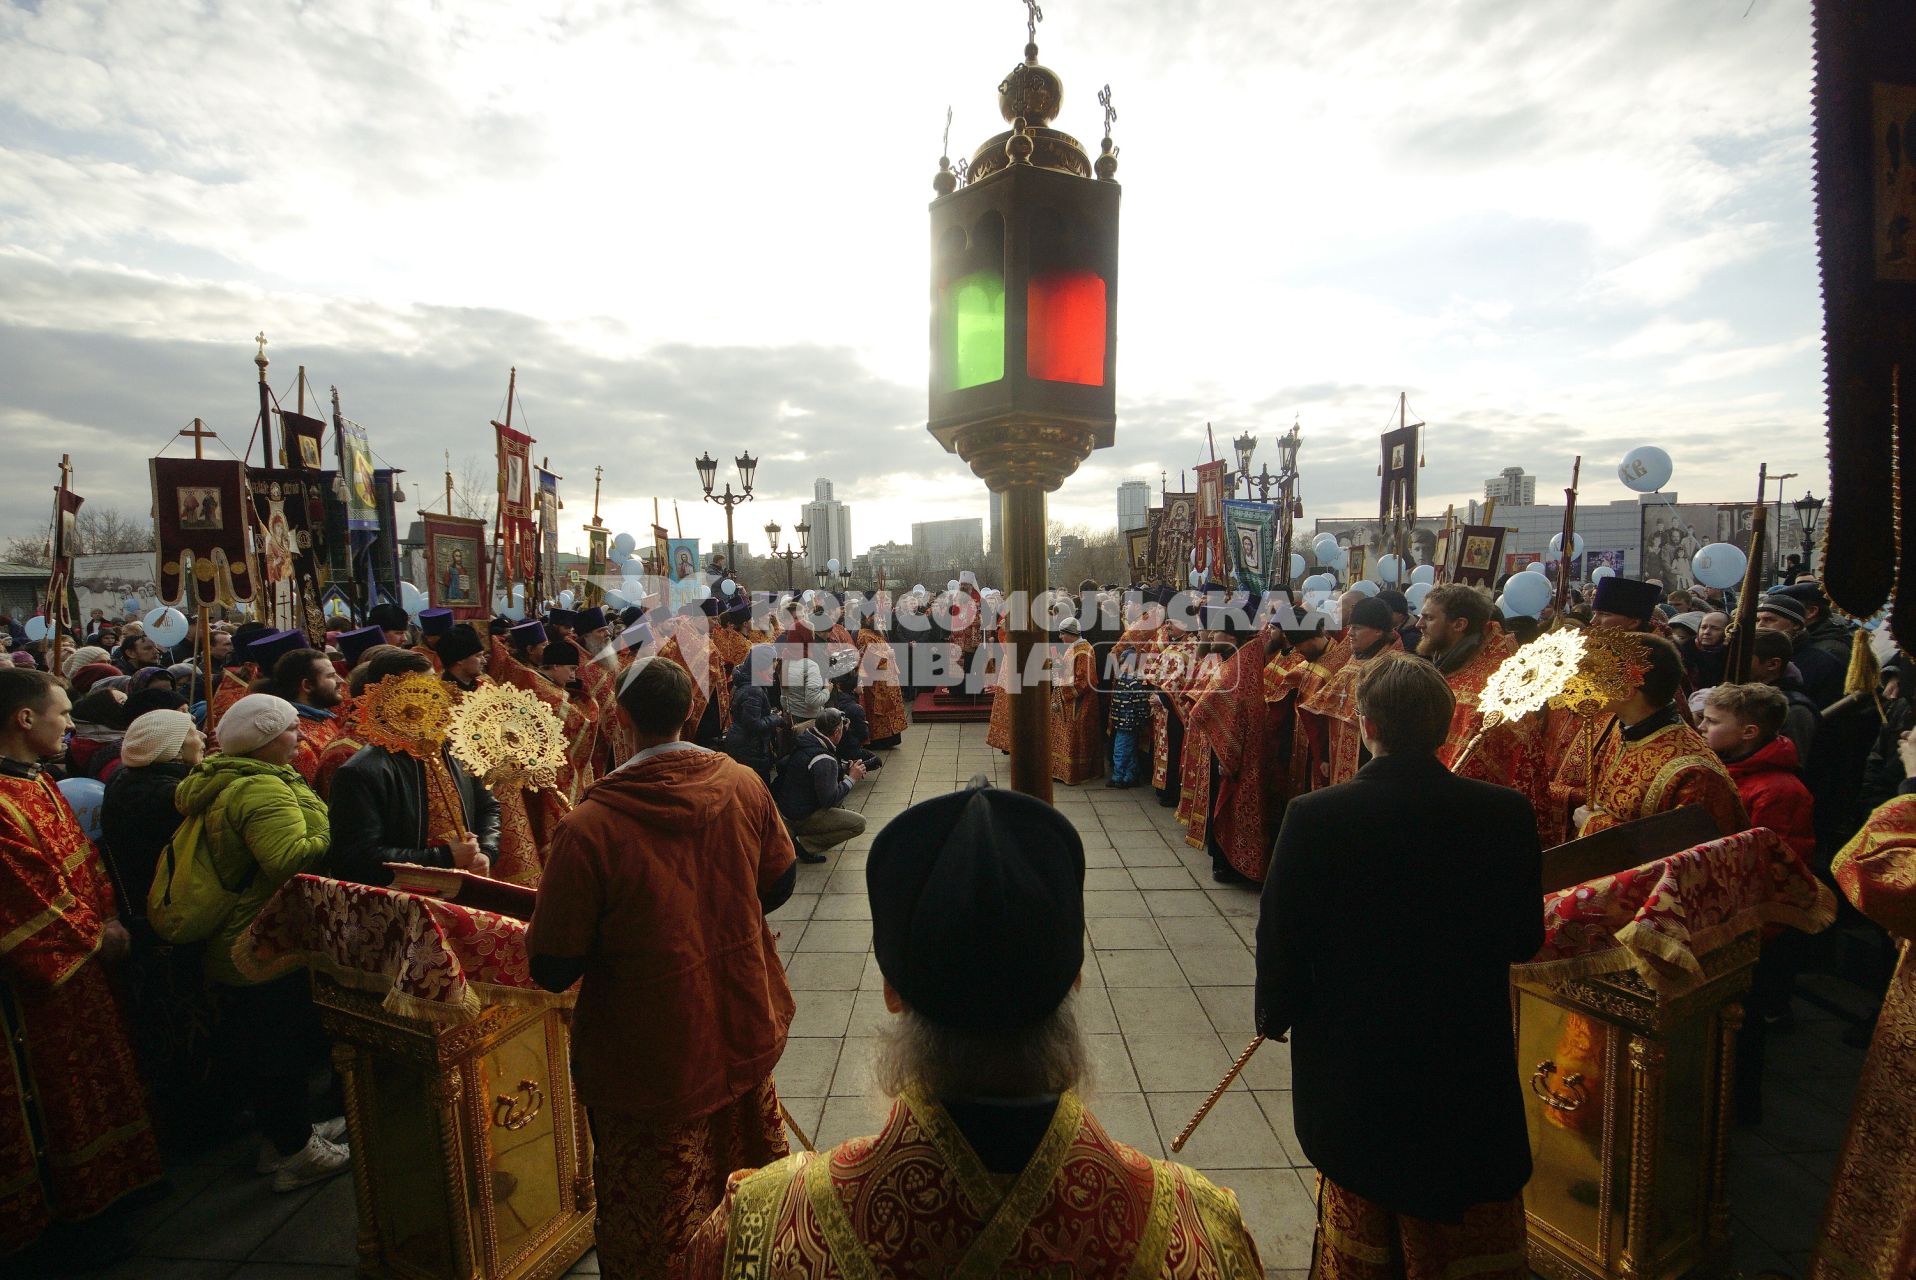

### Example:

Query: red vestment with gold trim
xmin=0 ymin=772 xmax=162 ymax=1254
xmin=1187 ymin=638 xmax=1287 ymax=881
xmin=1432 ymin=632 xmax=1556 ymax=847
xmin=1150 ymin=635 xmax=1203 ymax=793
xmin=1050 ymin=638 xmax=1104 ymax=785
xmin=680 ymin=1090 xmax=1263 ymax=1278
xmin=411 ymin=643 xmax=443 ymax=675
xmin=206 ymin=665 xmax=253 ymax=742
xmin=1174 ymin=648 xmax=1232 ymax=850
xmin=1298 ymin=636 xmax=1401 ymax=789
xmin=490 ymin=640 xmax=597 ymax=803
xmin=1579 ymin=716 xmax=1748 ymax=839
xmin=851 ymin=627 xmax=907 ymax=741
xmin=288 ymin=712 xmax=342 ymax=787
xmin=1811 ymin=794 xmax=1916 ymax=1279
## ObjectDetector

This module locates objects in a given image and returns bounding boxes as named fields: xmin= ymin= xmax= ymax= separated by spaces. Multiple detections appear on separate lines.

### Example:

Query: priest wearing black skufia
xmin=681 ymin=781 xmax=1263 ymax=1276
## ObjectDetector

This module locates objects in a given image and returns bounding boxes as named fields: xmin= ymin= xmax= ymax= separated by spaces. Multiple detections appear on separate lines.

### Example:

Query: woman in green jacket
xmin=173 ymin=693 xmax=347 ymax=1191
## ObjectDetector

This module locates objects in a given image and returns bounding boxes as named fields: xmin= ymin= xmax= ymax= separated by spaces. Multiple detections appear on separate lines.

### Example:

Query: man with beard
xmin=368 ymin=602 xmax=412 ymax=650
xmin=253 ymin=647 xmax=346 ymax=787
xmin=1417 ymin=585 xmax=1553 ymax=843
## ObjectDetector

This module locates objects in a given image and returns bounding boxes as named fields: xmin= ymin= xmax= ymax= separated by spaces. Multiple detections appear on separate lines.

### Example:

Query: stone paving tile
xmin=1145 ymin=1091 xmax=1288 ymax=1169
xmin=811 ymin=894 xmax=871 ymax=920
xmin=1082 ymin=888 xmax=1151 ymax=916
xmin=793 ymin=919 xmax=873 ymax=952
xmin=1086 ymin=916 xmax=1165 ymax=949
xmin=774 ymin=1036 xmax=841 ymax=1096
xmin=784 ymin=951 xmax=866 ymax=990
xmin=1095 ymin=948 xmax=1190 ymax=987
xmin=1199 ymin=1163 xmax=1319 ymax=1272
xmin=1176 ymin=947 xmax=1255 ymax=987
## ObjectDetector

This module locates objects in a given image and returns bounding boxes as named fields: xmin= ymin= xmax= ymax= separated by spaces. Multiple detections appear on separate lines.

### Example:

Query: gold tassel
xmin=1846 ymin=627 xmax=1880 ymax=696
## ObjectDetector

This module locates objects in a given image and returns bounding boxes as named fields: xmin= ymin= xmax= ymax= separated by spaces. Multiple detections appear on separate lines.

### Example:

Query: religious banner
xmin=1380 ymin=423 xmax=1420 ymax=520
xmin=337 ymin=420 xmax=379 ymax=532
xmin=1194 ymin=461 xmax=1228 ymax=581
xmin=369 ymin=469 xmax=403 ymax=606
xmin=1451 ymin=524 xmax=1506 ymax=589
xmin=423 ymin=512 xmax=490 ymax=621
xmin=151 ymin=456 xmax=257 ymax=606
xmin=1222 ymin=500 xmax=1277 ymax=592
xmin=48 ymin=483 xmax=82 ymax=630
xmin=277 ymin=410 xmax=328 ymax=471
xmin=583 ymin=526 xmax=609 ymax=607
xmin=536 ymin=467 xmax=560 ymax=601
xmin=247 ymin=469 xmax=327 ymax=640
xmin=666 ymin=538 xmax=700 ymax=584
xmin=494 ymin=422 xmax=536 ymax=586
xmin=1126 ymin=527 xmax=1152 ymax=580
xmin=1151 ymin=493 xmax=1196 ymax=586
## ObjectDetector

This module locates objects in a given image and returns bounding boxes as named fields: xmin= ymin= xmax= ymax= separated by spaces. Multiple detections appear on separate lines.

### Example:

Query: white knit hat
xmin=217 ymin=693 xmax=299 ymax=756
xmin=120 ymin=709 xmax=195 ymax=768
xmin=62 ymin=645 xmax=110 ymax=680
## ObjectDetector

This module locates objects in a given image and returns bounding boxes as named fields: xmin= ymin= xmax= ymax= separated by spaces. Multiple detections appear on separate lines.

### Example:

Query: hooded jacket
xmin=526 ymin=745 xmax=796 ymax=1123
xmin=101 ymin=760 xmax=191 ymax=937
xmin=718 ymin=667 xmax=780 ymax=772
xmin=172 ymin=753 xmax=330 ymax=985
xmin=1723 ymin=734 xmax=1816 ymax=863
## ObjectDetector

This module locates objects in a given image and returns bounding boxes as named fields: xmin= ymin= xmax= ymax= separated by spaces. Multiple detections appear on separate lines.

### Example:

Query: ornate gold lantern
xmin=928 ymin=4 xmax=1119 ymax=799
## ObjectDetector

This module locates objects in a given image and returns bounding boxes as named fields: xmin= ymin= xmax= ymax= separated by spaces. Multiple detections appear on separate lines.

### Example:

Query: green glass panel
xmin=948 ymin=269 xmax=1005 ymax=390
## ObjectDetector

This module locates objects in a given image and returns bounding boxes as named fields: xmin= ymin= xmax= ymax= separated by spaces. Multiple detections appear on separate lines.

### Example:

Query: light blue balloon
xmin=1549 ymin=532 xmax=1586 ymax=562
xmin=399 ymin=582 xmax=427 ymax=616
xmin=1347 ymin=580 xmax=1380 ymax=598
xmin=612 ymin=532 xmax=637 ymax=558
xmin=1405 ymin=582 xmax=1433 ymax=608
xmin=58 ymin=778 xmax=105 ymax=843
xmin=1410 ymin=564 xmax=1436 ymax=586
xmin=1289 ymin=553 xmax=1307 ymax=580
xmin=1502 ymin=570 xmax=1552 ymax=616
xmin=1618 ymin=446 xmax=1673 ymax=493
xmin=1591 ymin=565 xmax=1616 ymax=582
xmin=1323 ymin=545 xmax=1349 ymax=570
xmin=1372 ymin=553 xmax=1404 ymax=584
xmin=1691 ymin=542 xmax=1748 ymax=590
xmin=145 ymin=607 xmax=189 ymax=650
xmin=1311 ymin=534 xmax=1339 ymax=559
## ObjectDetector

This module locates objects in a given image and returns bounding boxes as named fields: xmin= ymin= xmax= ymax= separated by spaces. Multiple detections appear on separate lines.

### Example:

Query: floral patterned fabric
xmin=1312 ymin=1175 xmax=1527 ymax=1280
xmin=1522 ymin=826 xmax=1836 ymax=995
xmin=234 ymin=872 xmax=570 ymax=1023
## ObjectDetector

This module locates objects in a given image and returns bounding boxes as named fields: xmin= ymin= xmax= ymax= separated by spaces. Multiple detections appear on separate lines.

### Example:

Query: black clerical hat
xmin=1593 ymin=576 xmax=1661 ymax=622
xmin=868 ymin=782 xmax=1085 ymax=1032
xmin=437 ymin=624 xmax=484 ymax=666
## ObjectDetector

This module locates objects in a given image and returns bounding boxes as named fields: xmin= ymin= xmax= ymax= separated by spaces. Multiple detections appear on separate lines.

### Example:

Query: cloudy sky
xmin=0 ymin=0 xmax=1826 ymax=564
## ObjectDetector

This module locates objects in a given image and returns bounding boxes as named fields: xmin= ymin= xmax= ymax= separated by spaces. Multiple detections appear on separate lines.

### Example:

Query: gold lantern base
xmin=1513 ymin=934 xmax=1755 ymax=1280
xmin=315 ymin=974 xmax=595 ymax=1280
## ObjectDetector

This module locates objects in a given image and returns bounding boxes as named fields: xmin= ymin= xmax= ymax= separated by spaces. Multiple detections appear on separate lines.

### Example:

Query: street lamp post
xmin=766 ymin=520 xmax=810 ymax=592
xmin=1792 ymin=491 xmax=1825 ymax=576
xmin=696 ymin=450 xmax=757 ymax=579
xmin=1232 ymin=430 xmax=1257 ymax=498
xmin=1245 ymin=463 xmax=1279 ymax=502
xmin=1274 ymin=422 xmax=1303 ymax=592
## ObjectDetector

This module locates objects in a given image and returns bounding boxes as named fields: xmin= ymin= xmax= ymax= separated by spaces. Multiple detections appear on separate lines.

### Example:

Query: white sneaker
xmin=257 ymin=1118 xmax=350 ymax=1174
xmin=271 ymin=1133 xmax=351 ymax=1192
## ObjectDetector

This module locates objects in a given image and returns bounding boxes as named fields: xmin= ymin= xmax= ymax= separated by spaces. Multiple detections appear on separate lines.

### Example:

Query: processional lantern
xmin=928 ymin=1 xmax=1119 ymax=800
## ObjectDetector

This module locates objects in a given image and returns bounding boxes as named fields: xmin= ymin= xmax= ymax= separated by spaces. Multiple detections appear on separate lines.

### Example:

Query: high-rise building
xmin=803 ymin=477 xmax=853 ymax=572
xmin=1484 ymin=467 xmax=1536 ymax=506
xmin=1117 ymin=480 xmax=1150 ymax=533
xmin=912 ymin=517 xmax=985 ymax=570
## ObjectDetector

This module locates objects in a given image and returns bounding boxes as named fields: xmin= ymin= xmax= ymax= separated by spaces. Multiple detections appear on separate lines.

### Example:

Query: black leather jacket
xmin=323 ymin=743 xmax=500 ymax=886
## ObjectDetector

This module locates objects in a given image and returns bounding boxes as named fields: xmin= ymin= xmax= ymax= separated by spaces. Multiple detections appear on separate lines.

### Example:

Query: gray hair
xmin=873 ymin=994 xmax=1089 ymax=1100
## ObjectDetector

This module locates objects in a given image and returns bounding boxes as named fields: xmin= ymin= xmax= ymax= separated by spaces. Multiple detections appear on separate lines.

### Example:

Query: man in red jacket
xmin=526 ymin=656 xmax=797 ymax=1279
xmin=1700 ymin=683 xmax=1815 ymax=861
xmin=1700 ymin=680 xmax=1816 ymax=1123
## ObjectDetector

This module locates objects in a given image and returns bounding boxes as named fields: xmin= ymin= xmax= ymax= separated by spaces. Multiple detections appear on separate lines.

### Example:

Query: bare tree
xmin=3 ymin=507 xmax=154 ymax=567
xmin=452 ymin=456 xmax=497 ymax=528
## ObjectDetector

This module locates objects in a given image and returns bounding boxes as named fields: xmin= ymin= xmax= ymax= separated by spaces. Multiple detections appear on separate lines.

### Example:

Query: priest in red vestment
xmin=205 ymin=621 xmax=272 ymax=739
xmin=1298 ymin=596 xmax=1402 ymax=789
xmin=1187 ymin=619 xmax=1294 ymax=885
xmin=0 ymin=668 xmax=162 ymax=1264
xmin=1417 ymin=586 xmax=1555 ymax=845
xmin=681 ymin=781 xmax=1262 ymax=1277
xmin=1048 ymin=620 xmax=1105 ymax=785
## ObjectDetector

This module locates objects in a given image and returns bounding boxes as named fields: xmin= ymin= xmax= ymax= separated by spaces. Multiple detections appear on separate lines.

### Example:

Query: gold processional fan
xmin=350 ymin=672 xmax=473 ymax=835
xmin=445 ymin=680 xmax=572 ymax=810
xmin=1175 ymin=628 xmax=1655 ymax=1155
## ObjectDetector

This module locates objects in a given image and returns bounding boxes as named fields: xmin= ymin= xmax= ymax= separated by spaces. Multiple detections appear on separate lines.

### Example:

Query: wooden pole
xmin=1004 ymin=483 xmax=1053 ymax=802
xmin=1551 ymin=457 xmax=1582 ymax=620
xmin=1723 ymin=465 xmax=1770 ymax=684
xmin=178 ymin=420 xmax=221 ymax=704
xmin=49 ymin=454 xmax=73 ymax=667
xmin=297 ymin=366 xmax=306 ymax=415
xmin=444 ymin=451 xmax=454 ymax=515
xmin=255 ymin=332 xmax=273 ymax=466
xmin=1171 ymin=1035 xmax=1269 ymax=1152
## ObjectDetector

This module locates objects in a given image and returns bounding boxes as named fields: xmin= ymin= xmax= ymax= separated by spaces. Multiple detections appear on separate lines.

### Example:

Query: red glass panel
xmin=1026 ymin=270 xmax=1106 ymax=386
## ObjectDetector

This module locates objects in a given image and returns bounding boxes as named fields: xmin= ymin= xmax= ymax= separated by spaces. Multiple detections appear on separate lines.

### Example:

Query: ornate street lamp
xmin=928 ymin=4 xmax=1120 ymax=801
xmin=1275 ymin=420 xmax=1304 ymax=591
xmin=1233 ymin=430 xmax=1257 ymax=497
xmin=767 ymin=519 xmax=810 ymax=592
xmin=696 ymin=449 xmax=756 ymax=581
xmin=1792 ymin=491 xmax=1825 ymax=574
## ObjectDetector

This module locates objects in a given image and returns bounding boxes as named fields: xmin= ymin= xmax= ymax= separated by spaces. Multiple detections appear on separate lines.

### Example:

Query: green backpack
xmin=145 ymin=812 xmax=258 ymax=944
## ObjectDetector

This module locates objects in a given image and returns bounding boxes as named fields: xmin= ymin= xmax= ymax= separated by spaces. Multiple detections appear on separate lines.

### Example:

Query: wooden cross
xmin=592 ymin=465 xmax=604 ymax=522
xmin=57 ymin=453 xmax=72 ymax=494
xmin=180 ymin=417 xmax=218 ymax=460
xmin=1023 ymin=0 xmax=1042 ymax=44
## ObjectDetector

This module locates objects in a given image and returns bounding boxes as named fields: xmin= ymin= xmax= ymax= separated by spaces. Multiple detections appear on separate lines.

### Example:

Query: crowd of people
xmin=1 ymin=558 xmax=1910 ymax=1279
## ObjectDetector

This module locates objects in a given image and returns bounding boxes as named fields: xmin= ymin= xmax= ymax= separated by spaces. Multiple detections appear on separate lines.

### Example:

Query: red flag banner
xmin=277 ymin=410 xmax=329 ymax=471
xmin=495 ymin=422 xmax=535 ymax=586
xmin=152 ymin=457 xmax=257 ymax=606
xmin=1194 ymin=460 xmax=1229 ymax=582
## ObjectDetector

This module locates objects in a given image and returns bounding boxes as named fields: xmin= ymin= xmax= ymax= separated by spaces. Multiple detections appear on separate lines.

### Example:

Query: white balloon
xmin=826 ymin=558 xmax=841 ymax=574
xmin=1289 ymin=553 xmax=1307 ymax=580
xmin=1502 ymin=570 xmax=1553 ymax=615
xmin=621 ymin=576 xmax=645 ymax=600
xmin=603 ymin=589 xmax=628 ymax=609
xmin=1549 ymin=532 xmax=1586 ymax=562
xmin=399 ymin=582 xmax=427 ymax=616
xmin=1618 ymin=446 xmax=1673 ymax=493
xmin=1410 ymin=564 xmax=1436 ymax=586
xmin=1691 ymin=542 xmax=1748 ymax=590
xmin=557 ymin=589 xmax=576 ymax=609
xmin=1591 ymin=565 xmax=1616 ymax=582
xmin=1347 ymin=580 xmax=1379 ymax=598
xmin=612 ymin=532 xmax=637 ymax=557
xmin=1405 ymin=582 xmax=1433 ymax=608
xmin=1311 ymin=534 xmax=1339 ymax=558
xmin=502 ymin=601 xmax=527 ymax=622
xmin=1495 ymin=592 xmax=1528 ymax=618
xmin=1372 ymin=553 xmax=1403 ymax=583
xmin=1322 ymin=544 xmax=1349 ymax=570
xmin=145 ymin=607 xmax=189 ymax=650
xmin=719 ymin=579 xmax=737 ymax=595
xmin=23 ymin=616 xmax=47 ymax=642
xmin=947 ymin=580 xmax=960 ymax=592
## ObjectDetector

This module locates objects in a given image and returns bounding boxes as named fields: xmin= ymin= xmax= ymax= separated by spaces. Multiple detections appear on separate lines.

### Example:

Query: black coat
xmin=323 ymin=743 xmax=501 ymax=887
xmin=1255 ymin=751 xmax=1543 ymax=1222
xmin=100 ymin=761 xmax=190 ymax=932
xmin=720 ymin=677 xmax=780 ymax=772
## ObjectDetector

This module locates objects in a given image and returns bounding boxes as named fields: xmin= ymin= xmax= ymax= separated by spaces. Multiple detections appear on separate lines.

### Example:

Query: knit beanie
xmin=217 ymin=693 xmax=299 ymax=756
xmin=121 ymin=709 xmax=195 ymax=768
xmin=71 ymin=663 xmax=124 ymax=695
xmin=62 ymin=645 xmax=110 ymax=680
